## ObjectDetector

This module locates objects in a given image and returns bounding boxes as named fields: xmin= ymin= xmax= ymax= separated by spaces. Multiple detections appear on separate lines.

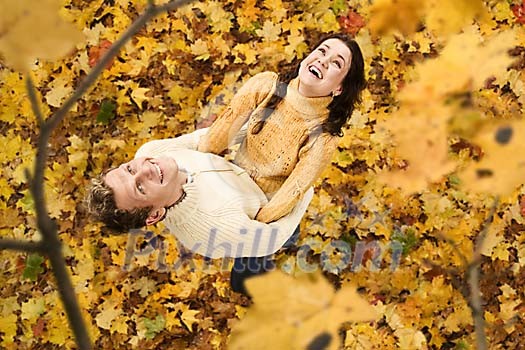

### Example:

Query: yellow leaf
xmin=131 ymin=276 xmax=157 ymax=298
xmin=0 ymin=314 xmax=17 ymax=345
xmin=165 ymin=311 xmax=182 ymax=330
xmin=204 ymin=1 xmax=234 ymax=33
xmin=425 ymin=0 xmax=488 ymax=36
xmin=66 ymin=135 xmax=89 ymax=173
xmin=499 ymin=299 xmax=520 ymax=323
xmin=0 ymin=177 xmax=13 ymax=200
xmin=400 ymin=29 xmax=517 ymax=102
xmin=21 ymin=298 xmax=45 ymax=321
xmin=458 ymin=121 xmax=525 ymax=195
xmin=190 ymin=39 xmax=210 ymax=61
xmin=378 ymin=105 xmax=456 ymax=194
xmin=140 ymin=111 xmax=163 ymax=130
xmin=318 ymin=11 xmax=339 ymax=33
xmin=232 ymin=43 xmax=258 ymax=65
xmin=95 ymin=298 xmax=121 ymax=330
xmin=229 ymin=271 xmax=377 ymax=350
xmin=170 ymin=18 xmax=188 ymax=32
xmin=256 ymin=21 xmax=282 ymax=42
xmin=492 ymin=242 xmax=511 ymax=261
xmin=480 ymin=216 xmax=506 ymax=256
xmin=45 ymin=75 xmax=73 ymax=107
xmin=284 ymin=33 xmax=308 ymax=61
xmin=130 ymin=86 xmax=150 ymax=110
xmin=181 ymin=307 xmax=200 ymax=331
xmin=369 ymin=0 xmax=424 ymax=36
xmin=0 ymin=0 xmax=83 ymax=71
xmin=110 ymin=316 xmax=129 ymax=335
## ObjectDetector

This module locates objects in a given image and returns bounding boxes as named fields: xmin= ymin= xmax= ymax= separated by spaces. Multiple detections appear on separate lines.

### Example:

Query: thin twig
xmin=467 ymin=263 xmax=487 ymax=350
xmin=473 ymin=197 xmax=499 ymax=259
xmin=25 ymin=76 xmax=44 ymax=125
xmin=155 ymin=0 xmax=192 ymax=12
xmin=0 ymin=239 xmax=42 ymax=252
xmin=466 ymin=196 xmax=498 ymax=350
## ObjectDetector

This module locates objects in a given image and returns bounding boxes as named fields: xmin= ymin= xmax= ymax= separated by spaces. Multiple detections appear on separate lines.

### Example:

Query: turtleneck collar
xmin=285 ymin=77 xmax=332 ymax=118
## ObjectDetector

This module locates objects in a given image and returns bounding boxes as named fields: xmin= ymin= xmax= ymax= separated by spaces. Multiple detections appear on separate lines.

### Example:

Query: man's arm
xmin=134 ymin=128 xmax=209 ymax=159
xmin=179 ymin=188 xmax=314 ymax=259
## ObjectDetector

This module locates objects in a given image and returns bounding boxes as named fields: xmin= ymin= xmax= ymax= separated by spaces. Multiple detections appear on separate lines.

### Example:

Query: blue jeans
xmin=230 ymin=225 xmax=300 ymax=295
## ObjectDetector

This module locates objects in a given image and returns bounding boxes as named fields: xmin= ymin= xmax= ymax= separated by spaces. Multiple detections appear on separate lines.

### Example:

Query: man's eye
xmin=127 ymin=165 xmax=133 ymax=173
xmin=137 ymin=183 xmax=145 ymax=194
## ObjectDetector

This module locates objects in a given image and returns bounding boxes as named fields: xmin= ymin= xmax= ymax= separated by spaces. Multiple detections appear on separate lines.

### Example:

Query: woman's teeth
xmin=308 ymin=66 xmax=322 ymax=79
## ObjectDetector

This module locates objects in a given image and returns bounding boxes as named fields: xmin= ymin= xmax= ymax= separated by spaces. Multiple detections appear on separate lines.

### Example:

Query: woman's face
xmin=297 ymin=38 xmax=352 ymax=98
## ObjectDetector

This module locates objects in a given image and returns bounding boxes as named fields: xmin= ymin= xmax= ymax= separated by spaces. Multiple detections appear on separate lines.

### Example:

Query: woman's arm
xmin=256 ymin=135 xmax=338 ymax=223
xmin=197 ymin=72 xmax=278 ymax=154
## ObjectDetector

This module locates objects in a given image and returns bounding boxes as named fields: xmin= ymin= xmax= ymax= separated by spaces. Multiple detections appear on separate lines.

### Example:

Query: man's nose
xmin=135 ymin=161 xmax=153 ymax=180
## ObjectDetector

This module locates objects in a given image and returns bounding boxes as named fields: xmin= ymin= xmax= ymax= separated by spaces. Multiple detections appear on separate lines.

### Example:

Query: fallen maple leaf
xmin=229 ymin=271 xmax=377 ymax=350
xmin=458 ymin=120 xmax=525 ymax=195
xmin=32 ymin=318 xmax=46 ymax=337
xmin=88 ymin=39 xmax=114 ymax=68
xmin=0 ymin=0 xmax=83 ymax=71
xmin=338 ymin=9 xmax=366 ymax=36
xmin=511 ymin=0 xmax=525 ymax=24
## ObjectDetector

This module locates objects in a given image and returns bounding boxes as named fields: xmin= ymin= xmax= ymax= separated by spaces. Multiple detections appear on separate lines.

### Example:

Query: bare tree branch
xmin=473 ymin=197 xmax=499 ymax=259
xmin=0 ymin=1 xmax=196 ymax=349
xmin=25 ymin=76 xmax=44 ymax=125
xmin=0 ymin=239 xmax=42 ymax=252
xmin=467 ymin=196 xmax=499 ymax=350
xmin=428 ymin=197 xmax=499 ymax=350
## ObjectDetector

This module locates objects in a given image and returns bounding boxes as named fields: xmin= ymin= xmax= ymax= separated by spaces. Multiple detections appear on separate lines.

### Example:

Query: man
xmin=87 ymin=128 xmax=312 ymax=261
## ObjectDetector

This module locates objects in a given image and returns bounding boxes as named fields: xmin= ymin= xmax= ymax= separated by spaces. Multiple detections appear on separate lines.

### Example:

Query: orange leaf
xmin=88 ymin=39 xmax=114 ymax=69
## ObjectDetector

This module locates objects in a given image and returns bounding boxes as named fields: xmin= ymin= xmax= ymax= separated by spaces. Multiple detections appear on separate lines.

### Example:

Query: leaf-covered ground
xmin=1 ymin=0 xmax=525 ymax=349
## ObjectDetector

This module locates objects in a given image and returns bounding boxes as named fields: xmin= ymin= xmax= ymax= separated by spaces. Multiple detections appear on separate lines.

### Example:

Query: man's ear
xmin=145 ymin=207 xmax=166 ymax=226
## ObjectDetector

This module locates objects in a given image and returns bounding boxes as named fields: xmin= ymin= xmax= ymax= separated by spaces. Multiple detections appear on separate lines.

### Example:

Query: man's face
xmin=105 ymin=156 xmax=184 ymax=216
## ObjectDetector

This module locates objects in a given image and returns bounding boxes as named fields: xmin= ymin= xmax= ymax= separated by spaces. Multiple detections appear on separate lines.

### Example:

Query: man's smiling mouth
xmin=152 ymin=162 xmax=163 ymax=183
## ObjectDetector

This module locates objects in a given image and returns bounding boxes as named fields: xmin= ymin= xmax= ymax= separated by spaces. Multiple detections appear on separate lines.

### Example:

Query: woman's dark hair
xmin=252 ymin=33 xmax=366 ymax=136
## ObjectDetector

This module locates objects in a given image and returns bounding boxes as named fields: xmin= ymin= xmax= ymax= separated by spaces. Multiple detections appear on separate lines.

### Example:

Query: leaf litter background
xmin=1 ymin=0 xmax=525 ymax=349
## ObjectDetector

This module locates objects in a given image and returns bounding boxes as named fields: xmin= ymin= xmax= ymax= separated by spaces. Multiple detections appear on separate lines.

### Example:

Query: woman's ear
xmin=145 ymin=207 xmax=167 ymax=226
xmin=333 ymin=85 xmax=343 ymax=96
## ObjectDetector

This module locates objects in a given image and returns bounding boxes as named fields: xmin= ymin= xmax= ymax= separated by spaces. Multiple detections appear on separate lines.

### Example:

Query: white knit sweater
xmin=135 ymin=129 xmax=313 ymax=258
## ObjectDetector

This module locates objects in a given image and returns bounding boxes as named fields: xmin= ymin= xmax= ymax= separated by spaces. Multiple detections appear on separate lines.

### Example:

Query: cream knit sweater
xmin=198 ymin=72 xmax=338 ymax=223
xmin=135 ymin=129 xmax=313 ymax=258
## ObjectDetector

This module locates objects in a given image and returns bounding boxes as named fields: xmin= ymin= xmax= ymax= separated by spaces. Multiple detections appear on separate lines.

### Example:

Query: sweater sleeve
xmin=170 ymin=188 xmax=313 ymax=258
xmin=191 ymin=188 xmax=313 ymax=258
xmin=197 ymin=72 xmax=278 ymax=154
xmin=256 ymin=134 xmax=339 ymax=223
xmin=135 ymin=128 xmax=209 ymax=159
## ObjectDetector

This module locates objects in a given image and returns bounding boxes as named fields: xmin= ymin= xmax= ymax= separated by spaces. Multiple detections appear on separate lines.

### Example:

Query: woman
xmin=198 ymin=34 xmax=366 ymax=224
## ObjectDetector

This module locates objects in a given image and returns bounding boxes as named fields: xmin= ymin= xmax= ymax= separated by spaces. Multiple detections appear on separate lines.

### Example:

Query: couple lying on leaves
xmin=87 ymin=34 xmax=366 ymax=295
